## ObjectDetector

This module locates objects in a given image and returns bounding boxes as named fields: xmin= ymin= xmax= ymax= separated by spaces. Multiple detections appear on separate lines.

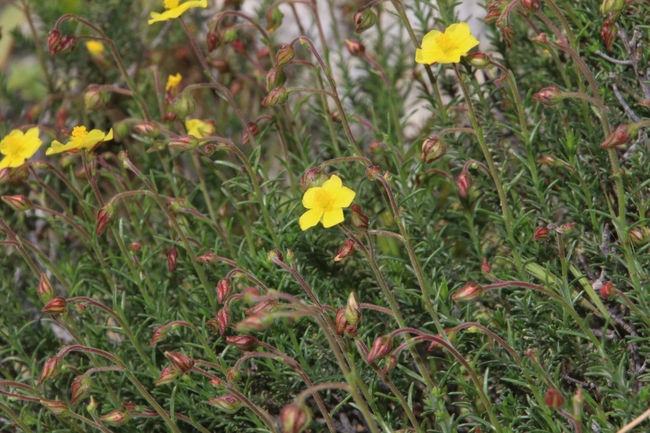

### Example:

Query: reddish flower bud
xmin=457 ymin=170 xmax=472 ymax=197
xmin=345 ymin=324 xmax=358 ymax=337
xmin=156 ymin=365 xmax=181 ymax=386
xmin=208 ymin=395 xmax=243 ymax=413
xmin=533 ymin=226 xmax=549 ymax=241
xmin=226 ymin=335 xmax=260 ymax=351
xmin=149 ymin=326 xmax=169 ymax=347
xmin=601 ymin=18 xmax=617 ymax=52
xmin=522 ymin=0 xmax=541 ymax=12
xmin=334 ymin=239 xmax=357 ymax=262
xmin=232 ymin=38 xmax=247 ymax=54
xmin=242 ymin=121 xmax=260 ymax=145
xmin=344 ymin=292 xmax=362 ymax=325
xmin=166 ymin=245 xmax=178 ymax=273
xmin=59 ymin=34 xmax=78 ymax=53
xmin=216 ymin=278 xmax=233 ymax=304
xmin=281 ymin=402 xmax=311 ymax=433
xmin=335 ymin=308 xmax=348 ymax=335
xmin=47 ymin=29 xmax=62 ymax=56
xmin=353 ymin=9 xmax=377 ymax=33
xmin=2 ymin=195 xmax=32 ymax=211
xmin=600 ymin=124 xmax=638 ymax=149
xmin=466 ymin=52 xmax=490 ymax=69
xmin=421 ymin=137 xmax=446 ymax=163
xmin=96 ymin=204 xmax=115 ymax=236
xmin=196 ymin=251 xmax=218 ymax=263
xmin=226 ymin=367 xmax=241 ymax=383
xmin=164 ymin=351 xmax=195 ymax=373
xmin=451 ymin=282 xmax=484 ymax=301
xmin=481 ymin=258 xmax=492 ymax=274
xmin=350 ymin=204 xmax=369 ymax=231
xmin=366 ymin=336 xmax=393 ymax=364
xmin=133 ymin=122 xmax=159 ymax=137
xmin=216 ymin=309 xmax=230 ymax=335
xmin=500 ymin=25 xmax=516 ymax=47
xmin=206 ymin=29 xmax=220 ymax=52
xmin=40 ymin=399 xmax=70 ymax=416
xmin=365 ymin=165 xmax=382 ymax=180
xmin=261 ymin=86 xmax=289 ymax=106
xmin=70 ymin=375 xmax=92 ymax=406
xmin=344 ymin=39 xmax=365 ymax=56
xmin=268 ymin=248 xmax=284 ymax=263
xmin=531 ymin=33 xmax=548 ymax=44
xmin=275 ymin=44 xmax=295 ymax=68
xmin=600 ymin=281 xmax=615 ymax=299
xmin=235 ymin=313 xmax=273 ymax=333
xmin=245 ymin=300 xmax=277 ymax=315
xmin=629 ymin=228 xmax=650 ymax=244
xmin=484 ymin=8 xmax=502 ymax=23
xmin=39 ymin=356 xmax=61 ymax=382
xmin=129 ymin=242 xmax=142 ymax=252
xmin=533 ymin=84 xmax=563 ymax=106
xmin=545 ymin=388 xmax=565 ymax=410
xmin=266 ymin=67 xmax=286 ymax=92
xmin=101 ymin=410 xmax=131 ymax=426
xmin=83 ymin=85 xmax=108 ymax=111
xmin=38 ymin=273 xmax=55 ymax=303
xmin=559 ymin=222 xmax=576 ymax=234
xmin=382 ymin=355 xmax=398 ymax=374
xmin=42 ymin=296 xmax=68 ymax=315
xmin=300 ymin=166 xmax=327 ymax=190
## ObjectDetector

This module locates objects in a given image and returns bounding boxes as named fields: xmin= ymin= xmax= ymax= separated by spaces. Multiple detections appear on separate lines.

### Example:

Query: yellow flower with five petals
xmin=166 ymin=73 xmax=183 ymax=91
xmin=300 ymin=175 xmax=356 ymax=230
xmin=0 ymin=127 xmax=42 ymax=169
xmin=415 ymin=22 xmax=479 ymax=65
xmin=46 ymin=126 xmax=114 ymax=155
xmin=148 ymin=0 xmax=208 ymax=25
xmin=185 ymin=119 xmax=215 ymax=138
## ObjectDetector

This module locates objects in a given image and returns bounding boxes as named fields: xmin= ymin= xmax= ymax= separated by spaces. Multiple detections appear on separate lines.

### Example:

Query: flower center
xmin=71 ymin=126 xmax=88 ymax=143
xmin=2 ymin=135 xmax=22 ymax=156
xmin=435 ymin=33 xmax=457 ymax=54
xmin=164 ymin=0 xmax=180 ymax=9
xmin=314 ymin=189 xmax=333 ymax=209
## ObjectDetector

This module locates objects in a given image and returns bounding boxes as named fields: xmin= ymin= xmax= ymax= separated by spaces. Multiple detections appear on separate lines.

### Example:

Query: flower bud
xmin=484 ymin=8 xmax=502 ymax=23
xmin=226 ymin=335 xmax=260 ymax=351
xmin=601 ymin=18 xmax=617 ymax=52
xmin=42 ymin=296 xmax=68 ymax=315
xmin=300 ymin=166 xmax=327 ymax=190
xmin=266 ymin=7 xmax=284 ymax=33
xmin=281 ymin=403 xmax=311 ymax=433
xmin=166 ymin=245 xmax=178 ymax=273
xmin=600 ymin=281 xmax=615 ymax=299
xmin=266 ymin=67 xmax=287 ymax=92
xmin=101 ymin=409 xmax=131 ymax=426
xmin=335 ymin=308 xmax=348 ymax=335
xmin=245 ymin=300 xmax=277 ymax=315
xmin=345 ymin=324 xmax=358 ymax=337
xmin=533 ymin=226 xmax=549 ymax=241
xmin=421 ymin=137 xmax=446 ymax=163
xmin=149 ymin=326 xmax=169 ymax=346
xmin=83 ymin=85 xmax=108 ymax=111
xmin=365 ymin=165 xmax=382 ymax=180
xmin=531 ymin=33 xmax=548 ymax=44
xmin=522 ymin=0 xmax=541 ymax=12
xmin=344 ymin=39 xmax=365 ymax=56
xmin=70 ymin=375 xmax=92 ymax=406
xmin=334 ymin=239 xmax=357 ymax=262
xmin=87 ymin=396 xmax=98 ymax=413
xmin=353 ymin=9 xmax=377 ymax=33
xmin=600 ymin=124 xmax=638 ymax=149
xmin=40 ymin=399 xmax=70 ymax=416
xmin=268 ymin=248 xmax=284 ymax=263
xmin=600 ymin=0 xmax=625 ymax=14
xmin=164 ymin=351 xmax=195 ymax=373
xmin=38 ymin=273 xmax=55 ymax=303
xmin=533 ymin=84 xmax=563 ymax=106
xmin=216 ymin=278 xmax=233 ymax=304
xmin=451 ymin=282 xmax=484 ymax=301
xmin=261 ymin=86 xmax=289 ymax=106
xmin=559 ymin=222 xmax=576 ymax=234
xmin=235 ymin=313 xmax=273 ymax=333
xmin=344 ymin=292 xmax=362 ymax=325
xmin=173 ymin=93 xmax=196 ymax=119
xmin=366 ymin=335 xmax=393 ymax=363
xmin=208 ymin=395 xmax=243 ymax=413
xmin=156 ymin=365 xmax=181 ymax=386
xmin=96 ymin=204 xmax=115 ymax=236
xmin=217 ymin=308 xmax=230 ymax=335
xmin=59 ymin=34 xmax=78 ymax=53
xmin=2 ymin=195 xmax=32 ymax=211
xmin=382 ymin=355 xmax=398 ymax=374
xmin=457 ymin=170 xmax=472 ymax=197
xmin=231 ymin=37 xmax=247 ymax=53
xmin=466 ymin=52 xmax=490 ymax=69
xmin=350 ymin=204 xmax=369 ymax=231
xmin=47 ymin=29 xmax=62 ymax=56
xmin=481 ymin=257 xmax=492 ymax=274
xmin=545 ymin=388 xmax=565 ymax=410
xmin=242 ymin=121 xmax=260 ymax=145
xmin=226 ymin=367 xmax=241 ymax=383
xmin=196 ymin=251 xmax=218 ymax=263
xmin=205 ymin=317 xmax=219 ymax=333
xmin=275 ymin=44 xmax=295 ymax=68
xmin=500 ymin=25 xmax=516 ymax=47
xmin=39 ymin=356 xmax=61 ymax=382
xmin=206 ymin=29 xmax=220 ymax=52
xmin=133 ymin=122 xmax=159 ymax=137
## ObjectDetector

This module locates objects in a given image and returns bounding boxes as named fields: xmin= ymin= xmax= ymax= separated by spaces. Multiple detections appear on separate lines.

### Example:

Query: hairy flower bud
xmin=344 ymin=292 xmax=362 ymax=325
xmin=601 ymin=18 xmax=617 ymax=51
xmin=196 ymin=252 xmax=218 ymax=264
xmin=481 ymin=257 xmax=492 ymax=274
xmin=70 ymin=375 xmax=92 ymax=406
xmin=600 ymin=124 xmax=638 ymax=149
xmin=133 ymin=122 xmax=159 ymax=137
xmin=344 ymin=39 xmax=365 ymax=56
xmin=600 ymin=281 xmax=615 ymax=299
xmin=101 ymin=410 xmax=131 ymax=426
xmin=245 ymin=300 xmax=277 ymax=316
xmin=500 ymin=25 xmax=516 ymax=47
xmin=545 ymin=388 xmax=565 ymax=410
xmin=226 ymin=335 xmax=260 ymax=351
xmin=300 ymin=166 xmax=327 ymax=190
xmin=216 ymin=278 xmax=233 ymax=304
xmin=559 ymin=222 xmax=576 ymax=234
xmin=451 ymin=282 xmax=484 ymax=301
xmin=457 ymin=170 xmax=472 ymax=197
xmin=522 ymin=0 xmax=541 ymax=12
xmin=39 ymin=356 xmax=61 ymax=382
xmin=2 ymin=195 xmax=32 ymax=211
xmin=40 ymin=399 xmax=70 ymax=416
xmin=149 ymin=326 xmax=169 ymax=347
xmin=281 ymin=403 xmax=311 ymax=433
xmin=42 ymin=297 xmax=68 ymax=315
xmin=600 ymin=0 xmax=625 ymax=14
xmin=261 ymin=86 xmax=289 ymax=106
xmin=365 ymin=165 xmax=382 ymax=180
xmin=266 ymin=7 xmax=284 ymax=33
xmin=533 ymin=84 xmax=563 ymax=106
xmin=83 ymin=85 xmax=108 ymax=111
xmin=366 ymin=336 xmax=393 ymax=363
xmin=268 ymin=248 xmax=284 ymax=263
xmin=484 ymin=8 xmax=502 ymax=23
xmin=206 ymin=29 xmax=220 ymax=52
xmin=335 ymin=308 xmax=348 ymax=335
xmin=334 ymin=239 xmax=357 ymax=262
xmin=533 ymin=226 xmax=549 ymax=241
xmin=421 ymin=137 xmax=446 ymax=163
xmin=173 ymin=93 xmax=196 ymax=119
xmin=164 ymin=351 xmax=195 ymax=373
xmin=209 ymin=395 xmax=243 ymax=413
xmin=47 ymin=29 xmax=62 ymax=56
xmin=235 ymin=313 xmax=272 ymax=333
xmin=275 ymin=44 xmax=295 ymax=68
xmin=382 ymin=355 xmax=398 ymax=374
xmin=466 ymin=52 xmax=490 ymax=69
xmin=217 ymin=308 xmax=230 ymax=335
xmin=96 ymin=204 xmax=115 ymax=236
xmin=38 ymin=273 xmax=55 ymax=303
xmin=353 ymin=9 xmax=377 ymax=33
xmin=166 ymin=245 xmax=178 ymax=273
xmin=226 ymin=367 xmax=241 ymax=383
xmin=266 ymin=67 xmax=287 ymax=92
xmin=242 ymin=121 xmax=260 ymax=145
xmin=350 ymin=204 xmax=369 ymax=231
xmin=156 ymin=365 xmax=181 ymax=386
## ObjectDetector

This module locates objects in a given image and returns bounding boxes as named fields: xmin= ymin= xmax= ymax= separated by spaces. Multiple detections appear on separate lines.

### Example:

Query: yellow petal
xmin=103 ymin=129 xmax=114 ymax=142
xmin=421 ymin=29 xmax=442 ymax=49
xmin=322 ymin=208 xmax=344 ymax=228
xmin=457 ymin=35 xmax=480 ymax=54
xmin=299 ymin=208 xmax=323 ymax=230
xmin=79 ymin=129 xmax=106 ymax=150
xmin=416 ymin=48 xmax=443 ymax=64
xmin=25 ymin=127 xmax=40 ymax=139
xmin=331 ymin=186 xmax=355 ymax=208
xmin=0 ymin=155 xmax=20 ymax=169
xmin=148 ymin=0 xmax=208 ymax=24
xmin=21 ymin=136 xmax=43 ymax=159
xmin=46 ymin=140 xmax=77 ymax=155
xmin=302 ymin=187 xmax=320 ymax=209
xmin=322 ymin=175 xmax=342 ymax=193
xmin=445 ymin=23 xmax=471 ymax=39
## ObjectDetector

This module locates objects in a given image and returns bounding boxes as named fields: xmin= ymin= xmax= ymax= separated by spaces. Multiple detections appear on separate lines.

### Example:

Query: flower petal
xmin=103 ymin=128 xmax=114 ymax=142
xmin=331 ymin=186 xmax=355 ymax=208
xmin=79 ymin=129 xmax=107 ymax=150
xmin=445 ymin=22 xmax=471 ymax=40
xmin=0 ymin=155 xmax=21 ymax=169
xmin=299 ymin=208 xmax=323 ymax=230
xmin=302 ymin=187 xmax=321 ymax=209
xmin=421 ymin=29 xmax=442 ymax=48
xmin=46 ymin=140 xmax=78 ymax=155
xmin=457 ymin=34 xmax=480 ymax=55
xmin=21 ymin=136 xmax=43 ymax=159
xmin=322 ymin=208 xmax=344 ymax=228
xmin=322 ymin=175 xmax=342 ymax=193
xmin=147 ymin=0 xmax=208 ymax=24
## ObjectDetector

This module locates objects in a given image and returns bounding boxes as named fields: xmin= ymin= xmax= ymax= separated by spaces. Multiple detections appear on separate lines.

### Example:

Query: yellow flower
xmin=46 ymin=126 xmax=114 ymax=155
xmin=185 ymin=119 xmax=215 ymax=138
xmin=166 ymin=73 xmax=183 ymax=91
xmin=415 ymin=22 xmax=479 ymax=65
xmin=300 ymin=175 xmax=356 ymax=230
xmin=85 ymin=41 xmax=105 ymax=56
xmin=148 ymin=0 xmax=208 ymax=25
xmin=0 ymin=127 xmax=42 ymax=169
